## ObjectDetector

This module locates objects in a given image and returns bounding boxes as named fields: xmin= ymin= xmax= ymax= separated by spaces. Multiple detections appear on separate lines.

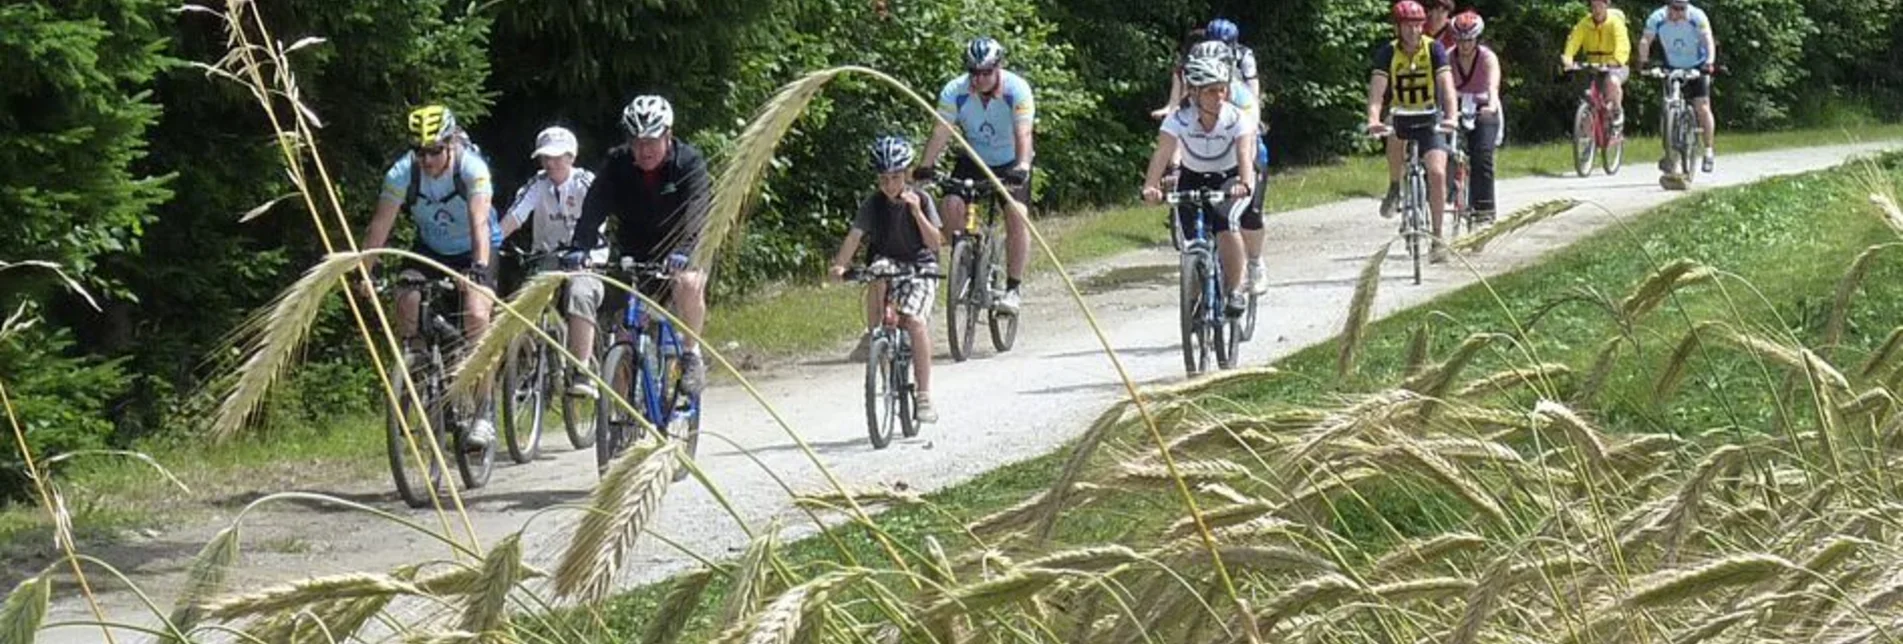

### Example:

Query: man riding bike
xmin=914 ymin=36 xmax=1035 ymax=315
xmin=1141 ymin=54 xmax=1256 ymax=317
xmin=1204 ymin=19 xmax=1261 ymax=108
xmin=1368 ymin=0 xmax=1460 ymax=263
xmin=1450 ymin=11 xmax=1504 ymax=224
xmin=565 ymin=95 xmax=713 ymax=394
xmin=1425 ymin=0 xmax=1458 ymax=51
xmin=829 ymin=136 xmax=945 ymax=423
xmin=1639 ymin=0 xmax=1718 ymax=173
xmin=499 ymin=126 xmax=609 ymax=397
xmin=358 ymin=104 xmax=501 ymax=447
xmin=1561 ymin=0 xmax=1633 ymax=133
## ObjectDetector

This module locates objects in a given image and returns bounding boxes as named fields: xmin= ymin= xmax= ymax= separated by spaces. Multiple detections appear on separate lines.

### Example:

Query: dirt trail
xmin=34 ymin=141 xmax=1899 ymax=643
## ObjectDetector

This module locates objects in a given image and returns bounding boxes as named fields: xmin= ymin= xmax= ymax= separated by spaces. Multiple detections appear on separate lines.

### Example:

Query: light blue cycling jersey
xmin=935 ymin=70 xmax=1036 ymax=167
xmin=378 ymin=149 xmax=501 ymax=256
xmin=1645 ymin=5 xmax=1713 ymax=69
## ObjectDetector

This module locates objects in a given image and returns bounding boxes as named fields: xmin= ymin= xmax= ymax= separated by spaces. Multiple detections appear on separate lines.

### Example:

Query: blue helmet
xmin=965 ymin=37 xmax=1005 ymax=71
xmin=1206 ymin=18 xmax=1240 ymax=43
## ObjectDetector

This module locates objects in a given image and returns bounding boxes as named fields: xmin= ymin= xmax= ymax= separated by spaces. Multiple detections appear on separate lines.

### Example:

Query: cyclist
xmin=358 ymin=104 xmax=501 ymax=447
xmin=1450 ymin=11 xmax=1503 ymax=224
xmin=1367 ymin=0 xmax=1459 ymax=263
xmin=1204 ymin=19 xmax=1261 ymax=106
xmin=1140 ymin=54 xmax=1256 ymax=317
xmin=828 ymin=136 xmax=945 ymax=424
xmin=1149 ymin=27 xmax=1209 ymax=121
xmin=1561 ymin=0 xmax=1633 ymax=134
xmin=1638 ymin=0 xmax=1718 ymax=173
xmin=498 ymin=125 xmax=610 ymax=398
xmin=1425 ymin=0 xmax=1458 ymax=51
xmin=565 ymin=95 xmax=712 ymax=395
xmin=914 ymin=36 xmax=1035 ymax=315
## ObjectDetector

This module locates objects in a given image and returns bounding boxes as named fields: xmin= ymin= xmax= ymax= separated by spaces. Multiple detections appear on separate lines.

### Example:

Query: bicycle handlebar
xmin=843 ymin=264 xmax=945 ymax=282
xmin=1565 ymin=63 xmax=1622 ymax=73
xmin=1164 ymin=189 xmax=1230 ymax=206
xmin=1643 ymin=66 xmax=1706 ymax=80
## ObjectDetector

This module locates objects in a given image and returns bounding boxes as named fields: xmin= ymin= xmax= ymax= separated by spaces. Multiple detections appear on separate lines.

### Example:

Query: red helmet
xmin=1451 ymin=11 xmax=1484 ymax=39
xmin=1393 ymin=1 xmax=1427 ymax=23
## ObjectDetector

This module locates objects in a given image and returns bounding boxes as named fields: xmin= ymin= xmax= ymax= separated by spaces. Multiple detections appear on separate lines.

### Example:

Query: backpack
xmin=397 ymin=141 xmax=488 ymax=213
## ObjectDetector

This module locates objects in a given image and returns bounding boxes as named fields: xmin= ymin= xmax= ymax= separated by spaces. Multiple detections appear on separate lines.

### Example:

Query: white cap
xmin=531 ymin=126 xmax=578 ymax=159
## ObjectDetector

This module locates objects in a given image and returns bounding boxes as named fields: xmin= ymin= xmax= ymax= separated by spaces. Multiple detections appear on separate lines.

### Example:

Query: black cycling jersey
xmin=572 ymin=140 xmax=711 ymax=263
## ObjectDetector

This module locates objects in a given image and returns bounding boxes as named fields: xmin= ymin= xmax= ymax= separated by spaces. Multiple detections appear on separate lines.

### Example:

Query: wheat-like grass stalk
xmin=1368 ymin=532 xmax=1488 ymax=579
xmin=1618 ymin=258 xmax=1715 ymax=323
xmin=1368 ymin=577 xmax=1476 ymax=603
xmin=1163 ymin=499 xmax=1278 ymax=539
xmin=165 ymin=525 xmax=241 ymax=635
xmin=1021 ymin=546 xmax=1143 ymax=574
xmin=1257 ymin=574 xmax=1362 ymax=633
xmin=1657 ymin=321 xmax=1720 ymax=400
xmin=1621 ymin=554 xmax=1793 ymax=609
xmin=553 ymin=440 xmax=682 ymax=603
xmin=1 ymin=573 xmax=51 ymax=644
xmin=718 ymin=521 xmax=783 ymax=628
xmin=1869 ymin=189 xmax=1903 ymax=236
xmin=1573 ymin=336 xmax=1626 ymax=405
xmin=1534 ymin=400 xmax=1613 ymax=469
xmin=1452 ymin=198 xmax=1578 ymax=253
xmin=447 ymin=271 xmax=563 ymax=403
xmin=1456 ymin=364 xmax=1572 ymax=400
xmin=200 ymin=572 xmax=422 ymax=621
xmin=1824 ymin=243 xmax=1903 ymax=352
xmin=209 ymin=251 xmax=367 ymax=439
xmin=1384 ymin=438 xmax=1510 ymax=525
xmin=1116 ymin=459 xmax=1254 ymax=486
xmin=792 ymin=486 xmax=924 ymax=512
xmin=714 ymin=571 xmax=864 ymax=644
xmin=1403 ymin=321 xmax=1434 ymax=378
xmin=1400 ymin=332 xmax=1505 ymax=401
xmin=641 ymin=568 xmax=716 ymax=644
xmin=1030 ymin=400 xmax=1137 ymax=542
xmin=919 ymin=568 xmax=1074 ymax=625
xmin=970 ymin=483 xmax=1105 ymax=537
xmin=1858 ymin=327 xmax=1903 ymax=378
xmin=455 ymin=532 xmax=521 ymax=635
xmin=1337 ymin=243 xmax=1392 ymax=378
xmin=1669 ymin=609 xmax=1756 ymax=644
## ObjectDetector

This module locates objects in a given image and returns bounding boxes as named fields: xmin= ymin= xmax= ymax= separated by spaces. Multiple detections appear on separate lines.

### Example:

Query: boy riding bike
xmin=499 ymin=126 xmax=609 ymax=397
xmin=829 ymin=136 xmax=946 ymax=423
xmin=357 ymin=104 xmax=501 ymax=447
xmin=1140 ymin=54 xmax=1256 ymax=316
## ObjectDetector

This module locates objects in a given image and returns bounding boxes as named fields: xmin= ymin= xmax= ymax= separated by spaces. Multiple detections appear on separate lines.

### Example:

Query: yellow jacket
xmin=1563 ymin=9 xmax=1632 ymax=65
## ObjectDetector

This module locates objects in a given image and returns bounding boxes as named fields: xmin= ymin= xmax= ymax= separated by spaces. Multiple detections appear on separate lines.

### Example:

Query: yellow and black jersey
xmin=1371 ymin=39 xmax=1451 ymax=112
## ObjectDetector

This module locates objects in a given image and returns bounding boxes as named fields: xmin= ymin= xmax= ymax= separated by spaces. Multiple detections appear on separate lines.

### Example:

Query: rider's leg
xmin=864 ymin=280 xmax=887 ymax=332
xmin=1240 ymin=176 xmax=1268 ymax=293
xmin=564 ymin=275 xmax=603 ymax=397
xmin=395 ymin=279 xmax=422 ymax=342
xmin=903 ymin=313 xmax=931 ymax=394
xmin=940 ymin=193 xmax=969 ymax=240
xmin=1381 ymin=134 xmax=1405 ymax=217
xmin=1425 ymin=146 xmax=1450 ymax=238
xmin=670 ymin=270 xmax=708 ymax=353
xmin=1470 ymin=114 xmax=1500 ymax=218
xmin=1694 ymin=96 xmax=1715 ymax=157
xmin=897 ymin=274 xmax=938 ymax=421
xmin=1606 ymin=72 xmax=1627 ymax=128
xmin=1217 ymin=231 xmax=1246 ymax=296
xmin=462 ymin=277 xmax=497 ymax=443
xmin=1004 ymin=198 xmax=1030 ymax=283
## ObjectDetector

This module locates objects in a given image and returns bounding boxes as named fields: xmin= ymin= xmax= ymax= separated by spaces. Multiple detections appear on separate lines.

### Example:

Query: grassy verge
xmin=591 ymin=151 xmax=1903 ymax=640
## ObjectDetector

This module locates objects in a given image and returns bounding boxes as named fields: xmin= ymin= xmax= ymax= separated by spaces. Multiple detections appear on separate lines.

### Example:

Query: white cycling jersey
xmin=1161 ymin=102 xmax=1255 ymax=175
xmin=506 ymin=168 xmax=608 ymax=263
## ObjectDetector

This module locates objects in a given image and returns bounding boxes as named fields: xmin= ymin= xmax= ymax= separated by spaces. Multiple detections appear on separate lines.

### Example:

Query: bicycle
xmin=1567 ymin=63 xmax=1626 ymax=177
xmin=1368 ymin=114 xmax=1452 ymax=286
xmin=496 ymin=249 xmax=567 ymax=464
xmin=1445 ymin=95 xmax=1483 ymax=238
xmin=1646 ymin=65 xmax=1705 ymax=187
xmin=383 ymin=273 xmax=497 ymax=509
xmin=939 ymin=176 xmax=1020 ymax=362
xmin=1164 ymin=189 xmax=1244 ymax=376
xmin=592 ymin=258 xmax=699 ymax=481
xmin=844 ymin=262 xmax=943 ymax=448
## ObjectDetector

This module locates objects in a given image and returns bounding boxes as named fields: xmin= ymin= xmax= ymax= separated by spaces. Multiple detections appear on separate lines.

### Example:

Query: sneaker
xmin=1379 ymin=183 xmax=1400 ymax=219
xmin=466 ymin=418 xmax=496 ymax=449
xmin=680 ymin=353 xmax=707 ymax=395
xmin=1659 ymin=156 xmax=1674 ymax=173
xmin=1225 ymin=288 xmax=1248 ymax=318
xmin=1429 ymin=241 xmax=1449 ymax=265
xmin=1472 ymin=210 xmax=1497 ymax=226
xmin=847 ymin=332 xmax=874 ymax=362
xmin=1701 ymin=152 xmax=1715 ymax=174
xmin=914 ymin=395 xmax=938 ymax=424
xmin=1247 ymin=258 xmax=1269 ymax=295
xmin=995 ymin=288 xmax=1022 ymax=315
xmin=566 ymin=370 xmax=598 ymax=399
xmin=1611 ymin=110 xmax=1625 ymax=133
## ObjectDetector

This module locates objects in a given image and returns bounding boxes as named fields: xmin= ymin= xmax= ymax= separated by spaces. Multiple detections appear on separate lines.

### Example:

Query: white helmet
xmin=1183 ymin=55 xmax=1230 ymax=88
xmin=1188 ymin=40 xmax=1231 ymax=63
xmin=870 ymin=135 xmax=915 ymax=173
xmin=620 ymin=95 xmax=674 ymax=139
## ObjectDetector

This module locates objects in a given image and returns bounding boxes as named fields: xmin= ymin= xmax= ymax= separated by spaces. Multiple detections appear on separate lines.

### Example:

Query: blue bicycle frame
xmin=616 ymin=290 xmax=696 ymax=435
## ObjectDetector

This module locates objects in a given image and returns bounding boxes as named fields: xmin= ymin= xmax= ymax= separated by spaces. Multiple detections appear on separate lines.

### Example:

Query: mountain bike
xmin=939 ymin=176 xmax=1019 ymax=362
xmin=845 ymin=261 xmax=942 ymax=449
xmin=497 ymin=249 xmax=564 ymax=464
xmin=1165 ymin=189 xmax=1244 ymax=376
xmin=593 ymin=258 xmax=699 ymax=481
xmin=383 ymin=274 xmax=496 ymax=509
xmin=1369 ymin=114 xmax=1451 ymax=286
xmin=1646 ymin=65 xmax=1705 ymax=187
xmin=1446 ymin=95 xmax=1483 ymax=238
xmin=1568 ymin=63 xmax=1626 ymax=177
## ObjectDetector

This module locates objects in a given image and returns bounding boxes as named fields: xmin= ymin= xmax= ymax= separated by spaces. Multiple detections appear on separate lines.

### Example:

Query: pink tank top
xmin=1451 ymin=45 xmax=1495 ymax=97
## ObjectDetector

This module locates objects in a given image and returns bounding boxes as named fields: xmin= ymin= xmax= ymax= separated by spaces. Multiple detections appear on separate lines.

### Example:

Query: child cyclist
xmin=828 ymin=135 xmax=946 ymax=423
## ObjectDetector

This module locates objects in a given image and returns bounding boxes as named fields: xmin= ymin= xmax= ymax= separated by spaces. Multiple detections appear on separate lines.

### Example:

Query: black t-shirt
xmin=853 ymin=188 xmax=942 ymax=265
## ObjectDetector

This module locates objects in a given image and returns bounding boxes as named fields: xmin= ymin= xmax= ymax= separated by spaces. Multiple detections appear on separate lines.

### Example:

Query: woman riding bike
xmin=1140 ymin=54 xmax=1256 ymax=317
xmin=1450 ymin=11 xmax=1503 ymax=225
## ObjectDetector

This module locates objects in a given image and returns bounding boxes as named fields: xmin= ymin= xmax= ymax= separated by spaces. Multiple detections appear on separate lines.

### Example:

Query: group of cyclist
xmin=356 ymin=0 xmax=1724 ymax=443
xmin=1361 ymin=0 xmax=1719 ymax=263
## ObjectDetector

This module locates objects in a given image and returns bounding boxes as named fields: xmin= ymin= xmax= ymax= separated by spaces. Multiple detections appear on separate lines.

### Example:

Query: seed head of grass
xmin=208 ymin=252 xmax=366 ymax=439
xmin=1 ymin=573 xmax=51 ymax=644
xmin=200 ymin=572 xmax=422 ymax=622
xmin=1336 ymin=243 xmax=1391 ymax=378
xmin=642 ymin=569 xmax=716 ymax=644
xmin=553 ymin=440 xmax=682 ymax=603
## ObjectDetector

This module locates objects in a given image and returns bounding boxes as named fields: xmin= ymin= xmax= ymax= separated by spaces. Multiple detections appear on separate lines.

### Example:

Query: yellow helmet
xmin=406 ymin=105 xmax=458 ymax=147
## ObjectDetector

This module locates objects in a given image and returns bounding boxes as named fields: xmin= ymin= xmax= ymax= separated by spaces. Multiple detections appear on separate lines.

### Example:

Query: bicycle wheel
xmin=499 ymin=336 xmax=544 ymax=464
xmin=946 ymin=237 xmax=980 ymax=362
xmin=896 ymin=346 xmax=917 ymax=440
xmin=1215 ymin=276 xmax=1239 ymax=370
xmin=1407 ymin=167 xmax=1428 ymax=285
xmin=1572 ymin=101 xmax=1598 ymax=177
xmin=594 ymin=343 xmax=638 ymax=475
xmin=864 ymin=335 xmax=898 ymax=449
xmin=454 ymin=386 xmax=496 ymax=491
xmin=387 ymin=352 xmax=447 ymax=509
xmin=1673 ymin=107 xmax=1696 ymax=180
xmin=986 ymin=233 xmax=1018 ymax=352
xmin=560 ymin=325 xmax=599 ymax=449
xmin=1179 ymin=251 xmax=1208 ymax=376
xmin=1239 ymin=289 xmax=1259 ymax=343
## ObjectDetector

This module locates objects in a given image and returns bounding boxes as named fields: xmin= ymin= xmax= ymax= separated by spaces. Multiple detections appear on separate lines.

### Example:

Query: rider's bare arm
xmin=1366 ymin=71 xmax=1391 ymax=128
xmin=1483 ymin=49 xmax=1502 ymax=112
xmin=1013 ymin=122 xmax=1034 ymax=173
xmin=1143 ymin=131 xmax=1180 ymax=194
xmin=910 ymin=196 xmax=945 ymax=250
xmin=467 ymin=192 xmax=494 ymax=269
xmin=1437 ymin=68 xmax=1459 ymax=124
xmin=920 ymin=121 xmax=953 ymax=169
xmin=829 ymin=229 xmax=864 ymax=279
xmin=361 ymin=199 xmax=401 ymax=274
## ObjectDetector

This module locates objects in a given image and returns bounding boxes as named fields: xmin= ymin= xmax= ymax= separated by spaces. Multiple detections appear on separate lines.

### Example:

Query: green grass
xmin=591 ymin=151 xmax=1903 ymax=641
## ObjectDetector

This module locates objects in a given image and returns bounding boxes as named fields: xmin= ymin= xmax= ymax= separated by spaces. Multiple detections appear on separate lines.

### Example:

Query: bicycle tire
xmin=1604 ymin=123 xmax=1626 ymax=176
xmin=1179 ymin=251 xmax=1208 ymax=376
xmin=946 ymin=237 xmax=980 ymax=362
xmin=1673 ymin=106 xmax=1696 ymax=180
xmin=454 ymin=389 xmax=495 ymax=491
xmin=594 ymin=343 xmax=638 ymax=475
xmin=1450 ymin=149 xmax=1470 ymax=237
xmin=499 ymin=336 xmax=543 ymax=464
xmin=1407 ymin=165 xmax=1428 ymax=286
xmin=1239 ymin=289 xmax=1259 ymax=343
xmin=864 ymin=335 xmax=898 ymax=449
xmin=896 ymin=340 xmax=917 ymax=440
xmin=654 ymin=336 xmax=697 ymax=482
xmin=1573 ymin=101 xmax=1598 ymax=177
xmin=1215 ymin=281 xmax=1239 ymax=370
xmin=985 ymin=233 xmax=1018 ymax=352
xmin=386 ymin=352 xmax=446 ymax=509
xmin=560 ymin=320 xmax=599 ymax=449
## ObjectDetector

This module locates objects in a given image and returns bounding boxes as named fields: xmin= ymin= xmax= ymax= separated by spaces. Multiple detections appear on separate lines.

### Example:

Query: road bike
xmin=1646 ymin=65 xmax=1707 ymax=188
xmin=1446 ymin=95 xmax=1484 ymax=238
xmin=1369 ymin=114 xmax=1453 ymax=285
xmin=495 ymin=249 xmax=566 ymax=464
xmin=845 ymin=262 xmax=942 ymax=448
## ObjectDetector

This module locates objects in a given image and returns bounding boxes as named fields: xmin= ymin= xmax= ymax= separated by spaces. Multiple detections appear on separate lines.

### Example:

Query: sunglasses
xmin=415 ymin=145 xmax=448 ymax=158
xmin=968 ymin=67 xmax=1000 ymax=77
